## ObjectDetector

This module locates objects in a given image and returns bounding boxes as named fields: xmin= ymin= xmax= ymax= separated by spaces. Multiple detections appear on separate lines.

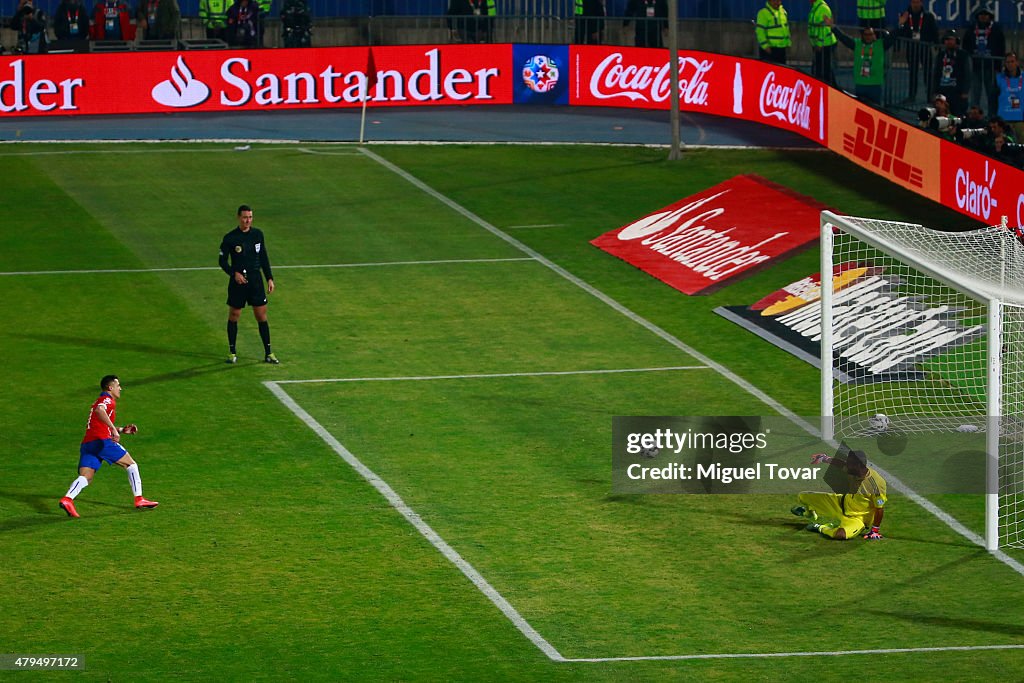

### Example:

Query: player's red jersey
xmin=82 ymin=392 xmax=116 ymax=443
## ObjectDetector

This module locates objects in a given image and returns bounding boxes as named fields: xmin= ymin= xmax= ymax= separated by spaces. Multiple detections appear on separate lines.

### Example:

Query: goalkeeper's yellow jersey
xmin=842 ymin=467 xmax=887 ymax=517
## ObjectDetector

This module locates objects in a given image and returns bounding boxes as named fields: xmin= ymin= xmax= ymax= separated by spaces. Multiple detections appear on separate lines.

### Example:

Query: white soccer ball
xmin=869 ymin=414 xmax=890 ymax=432
xmin=956 ymin=424 xmax=980 ymax=433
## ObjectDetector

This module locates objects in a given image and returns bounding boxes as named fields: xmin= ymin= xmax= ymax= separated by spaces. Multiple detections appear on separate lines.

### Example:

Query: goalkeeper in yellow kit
xmin=791 ymin=449 xmax=886 ymax=540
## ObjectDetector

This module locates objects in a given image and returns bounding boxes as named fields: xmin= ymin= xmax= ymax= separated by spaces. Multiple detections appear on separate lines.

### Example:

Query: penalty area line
xmin=263 ymin=380 xmax=567 ymax=663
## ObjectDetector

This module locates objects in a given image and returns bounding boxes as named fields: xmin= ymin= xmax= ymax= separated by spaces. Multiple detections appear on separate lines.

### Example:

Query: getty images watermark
xmin=612 ymin=416 xmax=992 ymax=495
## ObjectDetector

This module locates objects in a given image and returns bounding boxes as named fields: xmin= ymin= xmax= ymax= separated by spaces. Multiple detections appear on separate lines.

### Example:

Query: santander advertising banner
xmin=0 ymin=45 xmax=514 ymax=116
xmin=571 ymin=46 xmax=828 ymax=145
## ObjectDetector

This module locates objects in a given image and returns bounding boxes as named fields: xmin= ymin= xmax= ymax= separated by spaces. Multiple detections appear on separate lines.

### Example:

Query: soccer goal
xmin=820 ymin=210 xmax=1024 ymax=551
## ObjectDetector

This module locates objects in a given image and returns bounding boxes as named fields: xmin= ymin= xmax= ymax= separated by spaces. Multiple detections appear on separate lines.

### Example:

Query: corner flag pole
xmin=359 ymin=48 xmax=378 ymax=146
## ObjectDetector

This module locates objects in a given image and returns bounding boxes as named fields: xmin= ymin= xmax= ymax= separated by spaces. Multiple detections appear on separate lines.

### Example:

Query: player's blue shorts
xmin=79 ymin=439 xmax=128 ymax=470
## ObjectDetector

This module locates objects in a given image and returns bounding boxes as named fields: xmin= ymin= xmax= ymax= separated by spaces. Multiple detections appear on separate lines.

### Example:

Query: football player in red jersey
xmin=58 ymin=375 xmax=158 ymax=518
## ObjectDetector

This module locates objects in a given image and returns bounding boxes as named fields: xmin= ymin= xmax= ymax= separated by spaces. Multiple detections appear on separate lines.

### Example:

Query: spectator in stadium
xmin=90 ymin=0 xmax=135 ymax=40
xmin=932 ymin=30 xmax=971 ymax=116
xmin=574 ymin=0 xmax=605 ymax=46
xmin=962 ymin=7 xmax=1005 ymax=117
xmin=54 ymin=0 xmax=90 ymax=43
xmin=755 ymin=0 xmax=790 ymax=65
xmin=624 ymin=0 xmax=668 ymax=49
xmin=808 ymin=0 xmax=837 ymax=86
xmin=219 ymin=205 xmax=279 ymax=365
xmin=10 ymin=0 xmax=48 ymax=53
xmin=226 ymin=0 xmax=261 ymax=48
xmin=856 ymin=0 xmax=885 ymax=30
xmin=281 ymin=0 xmax=312 ymax=48
xmin=896 ymin=0 xmax=938 ymax=102
xmin=997 ymin=51 xmax=1024 ymax=142
xmin=791 ymin=449 xmax=886 ymax=541
xmin=58 ymin=375 xmax=159 ymax=519
xmin=199 ymin=0 xmax=230 ymax=40
xmin=830 ymin=22 xmax=895 ymax=106
xmin=964 ymin=104 xmax=988 ymax=127
xmin=137 ymin=0 xmax=180 ymax=41
xmin=446 ymin=0 xmax=495 ymax=44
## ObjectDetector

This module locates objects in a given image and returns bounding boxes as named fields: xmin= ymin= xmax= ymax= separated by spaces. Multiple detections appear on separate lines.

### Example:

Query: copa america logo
xmin=522 ymin=55 xmax=559 ymax=93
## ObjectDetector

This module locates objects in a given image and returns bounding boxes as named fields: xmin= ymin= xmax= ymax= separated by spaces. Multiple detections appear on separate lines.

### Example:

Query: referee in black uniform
xmin=218 ymin=204 xmax=279 ymax=364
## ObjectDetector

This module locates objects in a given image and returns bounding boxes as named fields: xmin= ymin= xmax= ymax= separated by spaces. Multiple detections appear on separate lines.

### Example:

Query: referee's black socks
xmin=259 ymin=321 xmax=272 ymax=355
xmin=227 ymin=321 xmax=238 ymax=354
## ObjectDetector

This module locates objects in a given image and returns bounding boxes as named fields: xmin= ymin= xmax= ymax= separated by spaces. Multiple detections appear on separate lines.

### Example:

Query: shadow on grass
xmin=0 ymin=490 xmax=131 ymax=532
xmin=863 ymin=608 xmax=1024 ymax=638
xmin=14 ymin=332 xmax=221 ymax=362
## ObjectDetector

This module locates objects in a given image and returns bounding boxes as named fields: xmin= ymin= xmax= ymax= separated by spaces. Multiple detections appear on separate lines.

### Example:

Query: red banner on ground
xmin=590 ymin=175 xmax=825 ymax=295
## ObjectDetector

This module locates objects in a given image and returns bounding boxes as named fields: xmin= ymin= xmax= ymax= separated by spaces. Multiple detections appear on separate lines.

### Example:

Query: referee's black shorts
xmin=227 ymin=280 xmax=268 ymax=309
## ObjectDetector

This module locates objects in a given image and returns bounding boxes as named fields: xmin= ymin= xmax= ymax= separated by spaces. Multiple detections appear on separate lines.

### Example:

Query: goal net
xmin=820 ymin=210 xmax=1024 ymax=550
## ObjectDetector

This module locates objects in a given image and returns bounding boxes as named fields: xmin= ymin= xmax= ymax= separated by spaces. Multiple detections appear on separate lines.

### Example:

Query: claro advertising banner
xmin=0 ymin=45 xmax=515 ymax=116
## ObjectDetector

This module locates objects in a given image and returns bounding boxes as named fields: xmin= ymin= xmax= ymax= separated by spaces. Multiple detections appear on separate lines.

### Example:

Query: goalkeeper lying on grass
xmin=790 ymin=449 xmax=886 ymax=540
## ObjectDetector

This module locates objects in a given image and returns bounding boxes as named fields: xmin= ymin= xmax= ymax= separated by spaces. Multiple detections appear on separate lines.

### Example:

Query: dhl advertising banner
xmin=0 ymin=45 xmax=515 ymax=116
xmin=826 ymin=89 xmax=941 ymax=203
xmin=570 ymin=46 xmax=828 ymax=145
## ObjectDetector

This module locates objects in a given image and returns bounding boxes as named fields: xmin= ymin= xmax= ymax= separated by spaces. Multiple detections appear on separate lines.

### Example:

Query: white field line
xmin=273 ymin=366 xmax=709 ymax=385
xmin=263 ymin=380 xmax=567 ymax=663
xmin=358 ymin=146 xmax=1024 ymax=580
xmin=566 ymin=643 xmax=1024 ymax=663
xmin=0 ymin=257 xmax=533 ymax=277
xmin=267 ymin=371 xmax=1024 ymax=663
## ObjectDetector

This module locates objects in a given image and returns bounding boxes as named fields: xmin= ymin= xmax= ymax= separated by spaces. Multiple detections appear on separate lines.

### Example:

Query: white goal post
xmin=820 ymin=210 xmax=1024 ymax=551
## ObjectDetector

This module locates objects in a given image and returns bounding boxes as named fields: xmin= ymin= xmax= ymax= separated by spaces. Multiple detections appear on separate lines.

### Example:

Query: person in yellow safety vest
xmin=199 ymin=0 xmax=230 ymax=40
xmin=574 ymin=0 xmax=605 ymax=45
xmin=755 ymin=0 xmax=790 ymax=65
xmin=857 ymin=0 xmax=885 ymax=30
xmin=809 ymin=0 xmax=837 ymax=85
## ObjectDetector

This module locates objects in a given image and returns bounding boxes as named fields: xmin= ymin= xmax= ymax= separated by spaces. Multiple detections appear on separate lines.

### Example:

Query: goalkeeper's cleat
xmin=59 ymin=497 xmax=80 ymax=518
xmin=806 ymin=522 xmax=822 ymax=533
xmin=134 ymin=496 xmax=159 ymax=509
xmin=264 ymin=353 xmax=280 ymax=365
xmin=226 ymin=353 xmax=237 ymax=365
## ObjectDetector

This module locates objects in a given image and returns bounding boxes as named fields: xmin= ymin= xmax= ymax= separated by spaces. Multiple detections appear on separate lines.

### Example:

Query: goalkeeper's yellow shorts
xmin=797 ymin=491 xmax=869 ymax=539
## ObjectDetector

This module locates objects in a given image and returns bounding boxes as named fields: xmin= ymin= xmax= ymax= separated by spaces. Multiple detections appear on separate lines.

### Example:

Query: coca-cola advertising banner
xmin=590 ymin=175 xmax=826 ymax=295
xmin=827 ymin=90 xmax=941 ymax=203
xmin=570 ymin=47 xmax=828 ymax=144
xmin=0 ymin=45 xmax=514 ymax=116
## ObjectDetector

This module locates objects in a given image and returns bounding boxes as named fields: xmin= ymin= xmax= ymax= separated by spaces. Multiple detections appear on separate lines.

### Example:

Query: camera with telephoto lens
xmin=918 ymin=106 xmax=936 ymax=122
xmin=930 ymin=115 xmax=963 ymax=132
xmin=955 ymin=127 xmax=987 ymax=142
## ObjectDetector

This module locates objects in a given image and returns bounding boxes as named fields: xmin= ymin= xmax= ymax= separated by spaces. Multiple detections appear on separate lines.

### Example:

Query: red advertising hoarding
xmin=569 ymin=46 xmax=828 ymax=145
xmin=938 ymin=136 xmax=1024 ymax=226
xmin=0 ymin=45 xmax=514 ymax=116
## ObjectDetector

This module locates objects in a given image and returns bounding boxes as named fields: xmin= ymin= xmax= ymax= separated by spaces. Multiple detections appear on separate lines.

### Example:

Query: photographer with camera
xmin=918 ymin=94 xmax=961 ymax=141
xmin=955 ymin=115 xmax=1022 ymax=166
xmin=10 ymin=0 xmax=48 ymax=54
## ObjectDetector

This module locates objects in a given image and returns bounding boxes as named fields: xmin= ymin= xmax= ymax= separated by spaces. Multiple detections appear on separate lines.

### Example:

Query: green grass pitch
xmin=3 ymin=142 xmax=1024 ymax=681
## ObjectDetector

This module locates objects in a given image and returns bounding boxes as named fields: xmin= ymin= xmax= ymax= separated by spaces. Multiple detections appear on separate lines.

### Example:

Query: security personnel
xmin=809 ymin=0 xmax=837 ymax=85
xmin=755 ymin=0 xmax=790 ymax=64
xmin=199 ymin=0 xmax=230 ymax=40
xmin=574 ymin=0 xmax=605 ymax=45
xmin=833 ymin=24 xmax=895 ymax=105
xmin=857 ymin=0 xmax=886 ymax=30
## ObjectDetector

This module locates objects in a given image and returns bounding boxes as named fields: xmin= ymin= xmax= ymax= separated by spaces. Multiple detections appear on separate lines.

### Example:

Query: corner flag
xmin=360 ymin=47 xmax=378 ymax=145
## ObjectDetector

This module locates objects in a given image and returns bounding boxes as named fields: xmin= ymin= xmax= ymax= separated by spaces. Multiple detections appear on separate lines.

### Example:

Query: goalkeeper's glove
xmin=120 ymin=424 xmax=138 ymax=435
xmin=863 ymin=526 xmax=883 ymax=540
xmin=810 ymin=453 xmax=831 ymax=465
